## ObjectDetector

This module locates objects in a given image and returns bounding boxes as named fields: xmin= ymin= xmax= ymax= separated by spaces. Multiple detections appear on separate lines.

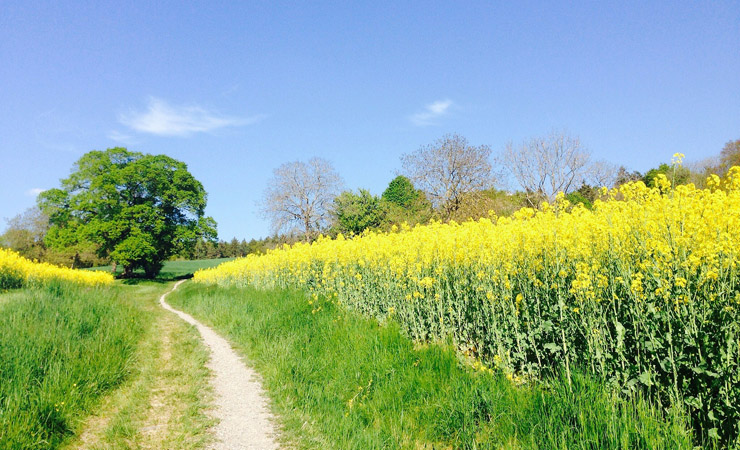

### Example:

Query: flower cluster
xmin=0 ymin=248 xmax=114 ymax=288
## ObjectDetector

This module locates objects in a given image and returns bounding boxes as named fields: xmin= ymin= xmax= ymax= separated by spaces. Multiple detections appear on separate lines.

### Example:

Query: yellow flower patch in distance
xmin=0 ymin=248 xmax=114 ymax=288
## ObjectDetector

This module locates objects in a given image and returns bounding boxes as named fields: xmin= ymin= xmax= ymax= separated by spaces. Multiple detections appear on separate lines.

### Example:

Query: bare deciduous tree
xmin=719 ymin=139 xmax=740 ymax=176
xmin=586 ymin=160 xmax=619 ymax=189
xmin=501 ymin=131 xmax=593 ymax=205
xmin=261 ymin=158 xmax=344 ymax=241
xmin=1 ymin=206 xmax=49 ymax=260
xmin=615 ymin=166 xmax=643 ymax=186
xmin=401 ymin=133 xmax=494 ymax=219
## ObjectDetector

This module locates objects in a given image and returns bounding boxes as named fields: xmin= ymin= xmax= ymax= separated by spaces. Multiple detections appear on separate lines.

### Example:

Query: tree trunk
xmin=304 ymin=218 xmax=311 ymax=242
xmin=111 ymin=261 xmax=117 ymax=274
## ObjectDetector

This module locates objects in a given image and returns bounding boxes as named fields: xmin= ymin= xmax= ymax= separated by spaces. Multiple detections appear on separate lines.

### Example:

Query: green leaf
xmin=541 ymin=320 xmax=554 ymax=333
xmin=684 ymin=396 xmax=703 ymax=409
xmin=638 ymin=371 xmax=653 ymax=386
xmin=614 ymin=319 xmax=625 ymax=348
xmin=543 ymin=343 xmax=561 ymax=354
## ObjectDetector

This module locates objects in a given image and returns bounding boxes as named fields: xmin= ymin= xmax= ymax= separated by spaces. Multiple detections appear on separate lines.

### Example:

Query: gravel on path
xmin=160 ymin=280 xmax=279 ymax=450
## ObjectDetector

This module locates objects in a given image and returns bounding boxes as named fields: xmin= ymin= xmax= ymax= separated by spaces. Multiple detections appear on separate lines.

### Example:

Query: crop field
xmin=0 ymin=248 xmax=113 ymax=288
xmin=195 ymin=169 xmax=740 ymax=447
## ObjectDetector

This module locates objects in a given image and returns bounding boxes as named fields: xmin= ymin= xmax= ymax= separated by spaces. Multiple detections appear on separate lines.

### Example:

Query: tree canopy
xmin=332 ymin=189 xmax=384 ymax=235
xmin=0 ymin=207 xmax=49 ymax=261
xmin=501 ymin=131 xmax=593 ymax=205
xmin=381 ymin=176 xmax=420 ymax=209
xmin=642 ymin=163 xmax=691 ymax=188
xmin=38 ymin=148 xmax=216 ymax=277
xmin=719 ymin=139 xmax=740 ymax=175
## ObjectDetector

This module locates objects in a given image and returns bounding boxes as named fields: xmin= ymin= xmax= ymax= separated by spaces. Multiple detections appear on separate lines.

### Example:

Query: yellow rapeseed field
xmin=196 ymin=164 xmax=740 ymax=442
xmin=0 ymin=248 xmax=114 ymax=288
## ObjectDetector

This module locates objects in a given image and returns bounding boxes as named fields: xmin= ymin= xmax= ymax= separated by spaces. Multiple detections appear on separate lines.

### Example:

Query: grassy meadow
xmin=0 ymin=282 xmax=146 ymax=449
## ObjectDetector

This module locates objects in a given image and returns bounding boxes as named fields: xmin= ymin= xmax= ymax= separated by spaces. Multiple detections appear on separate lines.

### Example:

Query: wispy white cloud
xmin=409 ymin=99 xmax=454 ymax=126
xmin=26 ymin=188 xmax=46 ymax=197
xmin=119 ymin=97 xmax=263 ymax=137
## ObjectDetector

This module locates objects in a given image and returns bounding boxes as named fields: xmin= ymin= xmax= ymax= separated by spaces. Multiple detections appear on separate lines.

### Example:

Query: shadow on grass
xmin=90 ymin=258 xmax=230 ymax=285
xmin=119 ymin=273 xmax=193 ymax=285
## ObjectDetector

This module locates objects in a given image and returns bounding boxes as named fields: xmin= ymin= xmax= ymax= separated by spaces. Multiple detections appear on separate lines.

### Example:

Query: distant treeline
xmin=184 ymin=235 xmax=298 ymax=260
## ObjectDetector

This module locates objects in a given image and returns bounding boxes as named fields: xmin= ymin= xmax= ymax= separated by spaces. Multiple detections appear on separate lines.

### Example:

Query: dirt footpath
xmin=160 ymin=281 xmax=279 ymax=450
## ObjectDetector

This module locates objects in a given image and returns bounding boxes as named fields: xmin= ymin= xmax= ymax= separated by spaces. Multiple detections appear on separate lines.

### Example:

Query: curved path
xmin=160 ymin=280 xmax=279 ymax=450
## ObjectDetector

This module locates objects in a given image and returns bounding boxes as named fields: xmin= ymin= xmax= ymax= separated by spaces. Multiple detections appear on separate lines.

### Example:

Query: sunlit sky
xmin=1 ymin=1 xmax=738 ymax=240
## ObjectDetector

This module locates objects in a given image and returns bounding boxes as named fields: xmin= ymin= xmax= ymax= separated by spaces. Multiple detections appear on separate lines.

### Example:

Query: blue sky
xmin=1 ymin=1 xmax=738 ymax=240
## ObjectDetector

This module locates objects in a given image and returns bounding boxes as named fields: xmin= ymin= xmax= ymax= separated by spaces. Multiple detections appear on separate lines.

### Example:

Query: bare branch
xmin=401 ymin=133 xmax=494 ymax=219
xmin=261 ymin=158 xmax=344 ymax=241
xmin=586 ymin=160 xmax=619 ymax=189
xmin=501 ymin=131 xmax=593 ymax=205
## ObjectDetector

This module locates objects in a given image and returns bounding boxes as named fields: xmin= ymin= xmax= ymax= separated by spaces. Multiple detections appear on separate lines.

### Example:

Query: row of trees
xmin=261 ymin=134 xmax=740 ymax=241
xmin=2 ymin=137 xmax=738 ymax=275
xmin=187 ymin=235 xmax=296 ymax=260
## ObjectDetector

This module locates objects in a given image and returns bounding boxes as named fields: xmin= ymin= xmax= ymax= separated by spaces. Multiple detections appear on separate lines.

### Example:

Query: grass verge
xmin=0 ymin=282 xmax=146 ymax=449
xmin=0 ymin=281 xmax=213 ymax=450
xmin=168 ymin=283 xmax=696 ymax=450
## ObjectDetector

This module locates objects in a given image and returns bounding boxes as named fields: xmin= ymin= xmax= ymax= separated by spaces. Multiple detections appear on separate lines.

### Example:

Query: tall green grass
xmin=0 ymin=282 xmax=147 ymax=449
xmin=168 ymin=283 xmax=695 ymax=449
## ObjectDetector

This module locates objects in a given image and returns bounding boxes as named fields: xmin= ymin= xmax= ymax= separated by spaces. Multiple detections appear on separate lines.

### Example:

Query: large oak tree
xmin=38 ymin=148 xmax=216 ymax=277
